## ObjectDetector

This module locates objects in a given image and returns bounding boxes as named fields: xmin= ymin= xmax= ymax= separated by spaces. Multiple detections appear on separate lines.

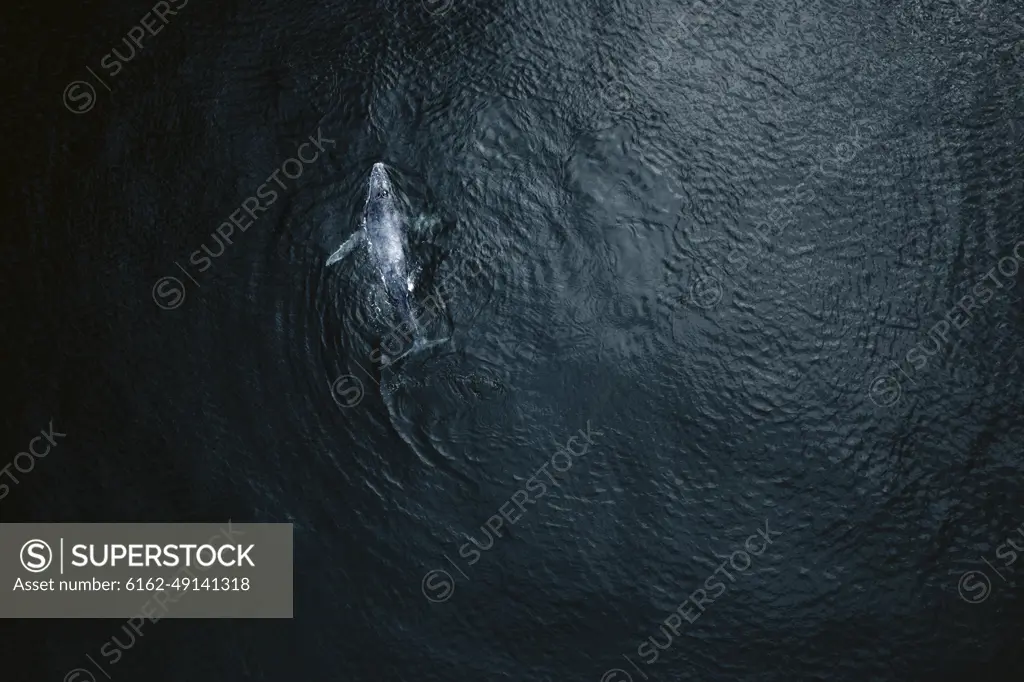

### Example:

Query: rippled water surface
xmin=8 ymin=0 xmax=1024 ymax=679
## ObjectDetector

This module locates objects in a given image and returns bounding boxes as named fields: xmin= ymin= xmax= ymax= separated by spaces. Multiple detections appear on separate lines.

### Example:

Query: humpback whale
xmin=328 ymin=162 xmax=416 ymax=320
xmin=328 ymin=162 xmax=454 ymax=364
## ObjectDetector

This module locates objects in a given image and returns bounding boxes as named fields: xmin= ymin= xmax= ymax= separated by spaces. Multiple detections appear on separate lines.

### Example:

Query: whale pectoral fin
xmin=326 ymin=229 xmax=363 ymax=266
xmin=412 ymin=214 xmax=440 ymax=235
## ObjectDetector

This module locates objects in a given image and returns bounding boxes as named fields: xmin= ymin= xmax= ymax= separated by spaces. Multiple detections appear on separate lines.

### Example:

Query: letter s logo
xmin=20 ymin=539 xmax=53 ymax=573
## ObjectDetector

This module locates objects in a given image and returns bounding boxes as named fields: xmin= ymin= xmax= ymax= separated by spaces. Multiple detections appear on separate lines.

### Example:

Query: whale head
xmin=364 ymin=162 xmax=399 ymax=229
xmin=368 ymin=162 xmax=393 ymax=202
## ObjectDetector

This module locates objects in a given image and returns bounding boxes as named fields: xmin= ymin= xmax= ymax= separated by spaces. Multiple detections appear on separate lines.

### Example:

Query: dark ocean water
xmin=5 ymin=0 xmax=1024 ymax=679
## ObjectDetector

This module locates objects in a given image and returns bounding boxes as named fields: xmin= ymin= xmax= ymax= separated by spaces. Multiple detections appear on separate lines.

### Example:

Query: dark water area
xmin=5 ymin=0 xmax=1024 ymax=679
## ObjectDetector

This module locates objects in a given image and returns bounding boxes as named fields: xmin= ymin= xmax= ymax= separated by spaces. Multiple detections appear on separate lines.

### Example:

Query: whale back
xmin=362 ymin=164 xmax=412 ymax=314
xmin=365 ymin=193 xmax=400 ymax=235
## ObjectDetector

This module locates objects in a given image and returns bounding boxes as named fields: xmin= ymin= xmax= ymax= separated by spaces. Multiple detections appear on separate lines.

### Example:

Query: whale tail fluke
xmin=380 ymin=324 xmax=452 ymax=368
xmin=380 ymin=341 xmax=439 ymax=368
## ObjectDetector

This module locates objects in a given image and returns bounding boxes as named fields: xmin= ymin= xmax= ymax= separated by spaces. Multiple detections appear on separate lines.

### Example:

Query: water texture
xmin=5 ymin=0 xmax=1024 ymax=680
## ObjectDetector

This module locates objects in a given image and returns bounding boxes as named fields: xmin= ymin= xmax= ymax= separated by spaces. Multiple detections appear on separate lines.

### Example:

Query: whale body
xmin=327 ymin=162 xmax=415 ymax=321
